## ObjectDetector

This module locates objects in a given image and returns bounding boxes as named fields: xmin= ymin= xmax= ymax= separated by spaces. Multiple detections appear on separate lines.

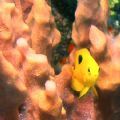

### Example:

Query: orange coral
xmin=1 ymin=0 xmax=120 ymax=120
xmin=0 ymin=0 xmax=63 ymax=119
xmin=72 ymin=0 xmax=108 ymax=46
xmin=26 ymin=0 xmax=61 ymax=61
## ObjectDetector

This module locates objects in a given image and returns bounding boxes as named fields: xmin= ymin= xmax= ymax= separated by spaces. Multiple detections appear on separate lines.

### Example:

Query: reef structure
xmin=0 ymin=0 xmax=64 ymax=120
xmin=0 ymin=0 xmax=120 ymax=120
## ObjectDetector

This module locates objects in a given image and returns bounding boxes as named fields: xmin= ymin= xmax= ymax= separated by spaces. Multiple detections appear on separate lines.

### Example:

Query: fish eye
xmin=78 ymin=55 xmax=82 ymax=64
xmin=88 ymin=68 xmax=90 ymax=72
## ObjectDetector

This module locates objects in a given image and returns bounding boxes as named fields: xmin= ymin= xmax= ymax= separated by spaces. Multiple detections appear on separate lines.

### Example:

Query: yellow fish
xmin=71 ymin=48 xmax=100 ymax=98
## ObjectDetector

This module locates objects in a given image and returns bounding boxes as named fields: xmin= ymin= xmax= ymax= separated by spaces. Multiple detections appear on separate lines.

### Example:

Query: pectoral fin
xmin=92 ymin=86 xmax=98 ymax=97
xmin=79 ymin=87 xmax=90 ymax=98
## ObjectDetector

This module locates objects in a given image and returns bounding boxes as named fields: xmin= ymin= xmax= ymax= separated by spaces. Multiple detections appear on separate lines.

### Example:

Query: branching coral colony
xmin=0 ymin=0 xmax=120 ymax=120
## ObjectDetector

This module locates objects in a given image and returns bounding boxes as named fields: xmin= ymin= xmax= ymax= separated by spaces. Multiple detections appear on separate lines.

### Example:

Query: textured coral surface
xmin=0 ymin=0 xmax=120 ymax=120
xmin=0 ymin=0 xmax=63 ymax=120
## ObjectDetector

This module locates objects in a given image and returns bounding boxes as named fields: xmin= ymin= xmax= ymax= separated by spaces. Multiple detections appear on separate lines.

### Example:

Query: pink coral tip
xmin=16 ymin=37 xmax=29 ymax=49
xmin=45 ymin=80 xmax=57 ymax=98
xmin=26 ymin=53 xmax=48 ymax=63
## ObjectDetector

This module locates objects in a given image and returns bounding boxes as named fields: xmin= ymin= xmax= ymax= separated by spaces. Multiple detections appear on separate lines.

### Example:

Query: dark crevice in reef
xmin=51 ymin=0 xmax=77 ymax=22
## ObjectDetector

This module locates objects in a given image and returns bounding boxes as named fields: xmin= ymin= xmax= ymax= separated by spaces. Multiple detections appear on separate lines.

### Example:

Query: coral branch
xmin=72 ymin=0 xmax=108 ymax=46
xmin=26 ymin=0 xmax=61 ymax=61
xmin=0 ymin=0 xmax=63 ymax=119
